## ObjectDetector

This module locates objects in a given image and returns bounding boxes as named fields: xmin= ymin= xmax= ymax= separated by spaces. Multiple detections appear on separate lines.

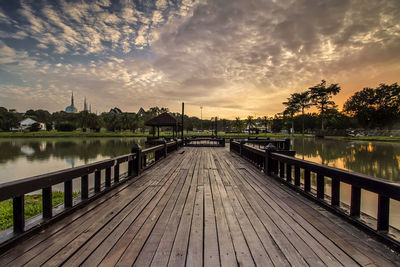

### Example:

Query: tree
xmin=292 ymin=91 xmax=312 ymax=134
xmin=245 ymin=116 xmax=255 ymax=135
xmin=262 ymin=116 xmax=269 ymax=132
xmin=309 ymin=80 xmax=341 ymax=130
xmin=233 ymin=117 xmax=244 ymax=132
xmin=29 ymin=122 xmax=41 ymax=132
xmin=282 ymin=95 xmax=301 ymax=134
xmin=0 ymin=107 xmax=22 ymax=131
xmin=343 ymin=83 xmax=400 ymax=128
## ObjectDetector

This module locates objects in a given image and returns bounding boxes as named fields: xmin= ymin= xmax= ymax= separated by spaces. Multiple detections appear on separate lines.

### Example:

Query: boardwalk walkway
xmin=0 ymin=147 xmax=399 ymax=266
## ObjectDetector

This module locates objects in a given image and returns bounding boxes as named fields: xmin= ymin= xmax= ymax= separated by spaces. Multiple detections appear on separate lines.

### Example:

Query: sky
xmin=0 ymin=0 xmax=399 ymax=119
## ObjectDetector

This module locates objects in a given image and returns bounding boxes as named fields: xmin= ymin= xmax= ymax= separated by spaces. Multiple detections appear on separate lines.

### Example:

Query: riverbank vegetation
xmin=0 ymin=82 xmax=399 ymax=138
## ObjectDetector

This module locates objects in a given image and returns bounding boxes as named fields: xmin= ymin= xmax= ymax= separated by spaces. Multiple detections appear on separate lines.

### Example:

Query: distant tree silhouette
xmin=245 ymin=116 xmax=255 ymax=135
xmin=283 ymin=94 xmax=301 ymax=134
xmin=292 ymin=91 xmax=312 ymax=134
xmin=309 ymin=80 xmax=341 ymax=130
xmin=343 ymin=83 xmax=400 ymax=128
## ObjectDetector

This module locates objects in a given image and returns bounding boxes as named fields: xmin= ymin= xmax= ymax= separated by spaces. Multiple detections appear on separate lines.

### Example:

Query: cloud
xmin=0 ymin=0 xmax=399 ymax=118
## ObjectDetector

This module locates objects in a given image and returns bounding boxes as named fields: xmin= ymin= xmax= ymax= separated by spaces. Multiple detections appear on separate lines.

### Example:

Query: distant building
xmin=83 ymin=97 xmax=88 ymax=112
xmin=137 ymin=107 xmax=145 ymax=117
xmin=110 ymin=107 xmax=122 ymax=114
xmin=19 ymin=118 xmax=45 ymax=131
xmin=65 ymin=92 xmax=78 ymax=113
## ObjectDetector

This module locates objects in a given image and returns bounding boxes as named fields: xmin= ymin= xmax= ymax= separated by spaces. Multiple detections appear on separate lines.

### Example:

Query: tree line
xmin=280 ymin=80 xmax=399 ymax=134
xmin=0 ymin=81 xmax=398 ymax=133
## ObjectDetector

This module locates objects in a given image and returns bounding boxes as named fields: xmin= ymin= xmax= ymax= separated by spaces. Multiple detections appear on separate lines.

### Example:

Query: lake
xmin=0 ymin=137 xmax=146 ymax=185
xmin=292 ymin=137 xmax=400 ymax=229
xmin=0 ymin=136 xmax=399 ymax=229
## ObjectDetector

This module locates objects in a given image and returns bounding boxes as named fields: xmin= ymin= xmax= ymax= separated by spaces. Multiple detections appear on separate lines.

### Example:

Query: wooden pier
xmin=1 ymin=146 xmax=399 ymax=266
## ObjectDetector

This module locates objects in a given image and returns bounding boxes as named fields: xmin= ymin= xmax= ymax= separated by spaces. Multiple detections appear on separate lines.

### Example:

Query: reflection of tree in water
xmin=343 ymin=143 xmax=400 ymax=182
xmin=293 ymin=138 xmax=400 ymax=182
xmin=0 ymin=138 xmax=146 ymax=165
xmin=293 ymin=138 xmax=348 ymax=164
xmin=0 ymin=141 xmax=23 ymax=163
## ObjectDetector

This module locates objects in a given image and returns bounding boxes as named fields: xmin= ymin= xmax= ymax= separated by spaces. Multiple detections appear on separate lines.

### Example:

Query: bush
xmin=29 ymin=122 xmax=41 ymax=132
xmin=55 ymin=122 xmax=76 ymax=132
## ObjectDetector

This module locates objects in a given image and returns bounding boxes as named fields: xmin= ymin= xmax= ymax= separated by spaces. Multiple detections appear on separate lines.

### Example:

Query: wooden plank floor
xmin=1 ymin=147 xmax=400 ymax=266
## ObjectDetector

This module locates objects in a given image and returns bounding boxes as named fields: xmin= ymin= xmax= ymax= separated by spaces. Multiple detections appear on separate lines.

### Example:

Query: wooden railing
xmin=184 ymin=137 xmax=225 ymax=147
xmin=0 ymin=139 xmax=182 ymax=250
xmin=230 ymin=139 xmax=400 ymax=250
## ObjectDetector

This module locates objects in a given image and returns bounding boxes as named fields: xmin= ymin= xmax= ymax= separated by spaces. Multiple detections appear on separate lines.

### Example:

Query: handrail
xmin=0 ymin=159 xmax=115 ymax=202
xmin=0 ymin=140 xmax=183 ymax=251
xmin=230 ymin=138 xmax=400 ymax=250
xmin=269 ymin=152 xmax=400 ymax=201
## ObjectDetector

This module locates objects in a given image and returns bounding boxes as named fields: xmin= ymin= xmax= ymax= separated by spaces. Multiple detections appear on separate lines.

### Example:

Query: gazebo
xmin=145 ymin=112 xmax=182 ymax=138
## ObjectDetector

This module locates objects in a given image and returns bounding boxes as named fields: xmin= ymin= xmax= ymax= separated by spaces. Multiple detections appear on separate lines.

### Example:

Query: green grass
xmin=0 ymin=130 xmax=314 ymax=139
xmin=0 ymin=191 xmax=79 ymax=231
xmin=0 ymin=130 xmax=152 ymax=138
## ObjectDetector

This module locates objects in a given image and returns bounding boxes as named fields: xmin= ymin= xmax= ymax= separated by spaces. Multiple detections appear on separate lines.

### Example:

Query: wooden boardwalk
xmin=1 ymin=147 xmax=399 ymax=266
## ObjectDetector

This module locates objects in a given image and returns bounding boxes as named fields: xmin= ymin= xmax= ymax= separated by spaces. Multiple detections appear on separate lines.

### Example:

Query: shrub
xmin=55 ymin=122 xmax=76 ymax=132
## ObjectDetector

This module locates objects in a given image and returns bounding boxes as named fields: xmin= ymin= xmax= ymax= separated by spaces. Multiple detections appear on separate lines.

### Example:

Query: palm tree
xmin=233 ymin=117 xmax=243 ymax=132
xmin=309 ymin=80 xmax=341 ymax=130
xmin=245 ymin=116 xmax=255 ymax=136
xmin=292 ymin=91 xmax=312 ymax=135
xmin=282 ymin=96 xmax=300 ymax=134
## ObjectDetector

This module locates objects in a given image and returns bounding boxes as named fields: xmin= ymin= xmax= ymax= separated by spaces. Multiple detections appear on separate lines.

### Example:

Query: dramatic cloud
xmin=0 ymin=0 xmax=399 ymax=118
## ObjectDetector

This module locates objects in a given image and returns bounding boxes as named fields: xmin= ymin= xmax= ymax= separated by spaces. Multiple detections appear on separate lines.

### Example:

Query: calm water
xmin=292 ymin=137 xmax=400 ymax=183
xmin=292 ymin=137 xmax=400 ymax=229
xmin=0 ymin=137 xmax=146 ymax=185
xmin=0 ymin=137 xmax=399 ymax=229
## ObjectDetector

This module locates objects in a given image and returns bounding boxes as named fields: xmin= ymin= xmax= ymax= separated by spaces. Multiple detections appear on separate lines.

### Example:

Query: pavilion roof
xmin=145 ymin=112 xmax=181 ymax=127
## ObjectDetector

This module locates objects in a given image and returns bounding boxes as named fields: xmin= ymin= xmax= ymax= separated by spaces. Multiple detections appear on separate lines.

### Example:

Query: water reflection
xmin=293 ymin=138 xmax=400 ymax=182
xmin=0 ymin=138 xmax=146 ymax=183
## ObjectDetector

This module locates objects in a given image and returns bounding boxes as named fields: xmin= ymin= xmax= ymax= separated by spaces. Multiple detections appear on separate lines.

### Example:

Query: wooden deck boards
xmin=1 ymin=147 xmax=400 ymax=266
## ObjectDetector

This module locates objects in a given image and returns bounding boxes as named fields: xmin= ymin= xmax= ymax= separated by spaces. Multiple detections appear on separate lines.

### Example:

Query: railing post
xmin=163 ymin=140 xmax=167 ymax=158
xmin=279 ymin=161 xmax=285 ymax=179
xmin=304 ymin=170 xmax=311 ymax=192
xmin=114 ymin=163 xmax=120 ymax=183
xmin=132 ymin=144 xmax=142 ymax=176
xmin=128 ymin=155 xmax=133 ymax=177
xmin=286 ymin=164 xmax=292 ymax=183
xmin=240 ymin=140 xmax=245 ymax=156
xmin=377 ymin=195 xmax=390 ymax=231
xmin=284 ymin=138 xmax=290 ymax=150
xmin=42 ymin=187 xmax=52 ymax=219
xmin=350 ymin=186 xmax=361 ymax=217
xmin=317 ymin=174 xmax=324 ymax=199
xmin=294 ymin=167 xmax=300 ymax=186
xmin=81 ymin=174 xmax=88 ymax=199
xmin=94 ymin=170 xmax=101 ymax=193
xmin=13 ymin=195 xmax=24 ymax=233
xmin=105 ymin=166 xmax=111 ymax=188
xmin=265 ymin=143 xmax=276 ymax=176
xmin=64 ymin=180 xmax=73 ymax=208
xmin=331 ymin=178 xmax=340 ymax=207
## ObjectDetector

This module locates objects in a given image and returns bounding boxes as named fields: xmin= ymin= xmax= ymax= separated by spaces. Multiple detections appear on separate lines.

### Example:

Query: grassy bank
xmin=0 ymin=130 xmax=313 ymax=139
xmin=0 ymin=131 xmax=150 ymax=138
xmin=0 ymin=191 xmax=78 ymax=231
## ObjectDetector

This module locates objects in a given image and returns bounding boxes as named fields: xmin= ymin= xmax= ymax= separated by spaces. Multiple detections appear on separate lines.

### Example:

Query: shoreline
xmin=0 ymin=131 xmax=399 ymax=142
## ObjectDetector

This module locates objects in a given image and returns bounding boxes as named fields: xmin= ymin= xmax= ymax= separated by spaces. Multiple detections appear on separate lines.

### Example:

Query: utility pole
xmin=200 ymin=106 xmax=203 ymax=132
